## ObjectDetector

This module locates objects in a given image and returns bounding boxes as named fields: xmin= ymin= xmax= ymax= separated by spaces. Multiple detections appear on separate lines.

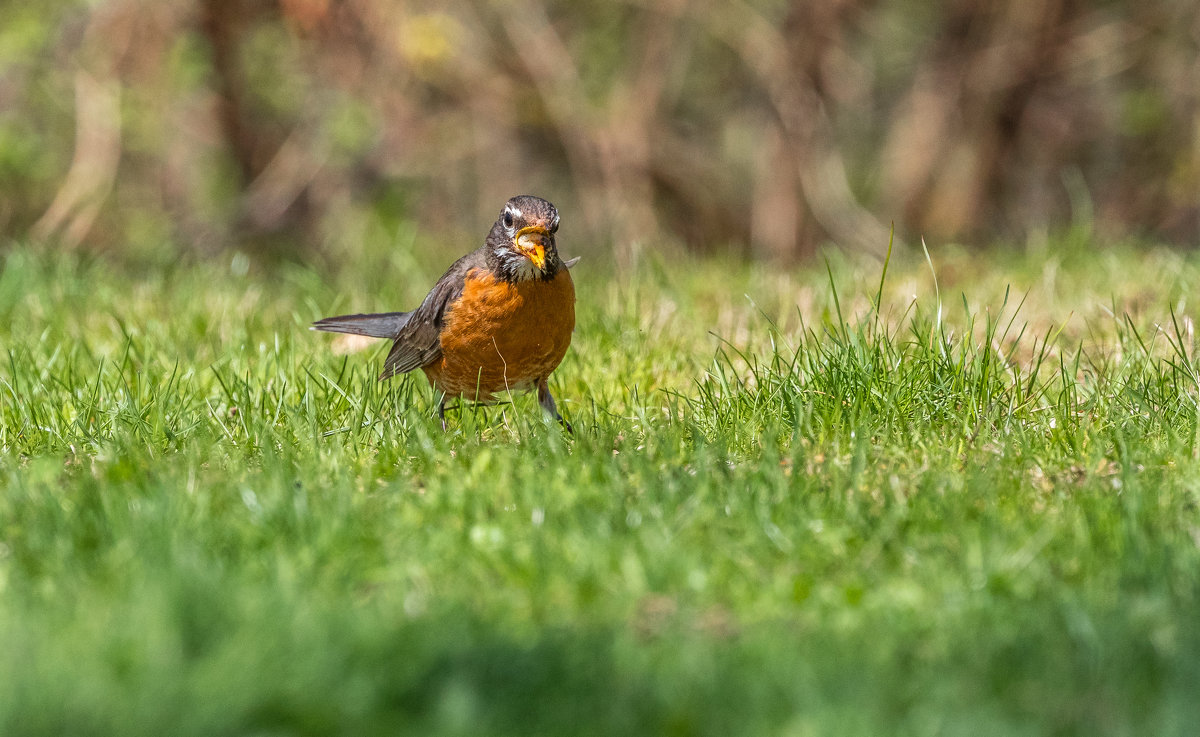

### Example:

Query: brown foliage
xmin=8 ymin=0 xmax=1200 ymax=260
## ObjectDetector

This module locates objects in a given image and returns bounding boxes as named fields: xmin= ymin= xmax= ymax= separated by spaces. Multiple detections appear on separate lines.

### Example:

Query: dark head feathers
xmin=485 ymin=195 xmax=564 ymax=282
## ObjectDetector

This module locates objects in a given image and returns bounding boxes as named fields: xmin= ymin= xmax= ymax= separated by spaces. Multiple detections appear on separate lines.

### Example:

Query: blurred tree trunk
xmin=882 ymin=0 xmax=1089 ymax=241
xmin=199 ymin=0 xmax=321 ymax=253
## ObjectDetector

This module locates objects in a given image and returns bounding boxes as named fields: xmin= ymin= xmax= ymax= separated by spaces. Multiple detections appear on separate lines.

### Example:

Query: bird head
xmin=487 ymin=195 xmax=562 ymax=281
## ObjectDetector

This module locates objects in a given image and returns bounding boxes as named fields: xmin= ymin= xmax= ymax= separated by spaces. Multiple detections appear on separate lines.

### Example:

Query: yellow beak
xmin=515 ymin=226 xmax=549 ymax=270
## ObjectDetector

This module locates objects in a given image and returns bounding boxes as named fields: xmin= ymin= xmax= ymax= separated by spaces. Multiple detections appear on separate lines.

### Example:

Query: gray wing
xmin=380 ymin=248 xmax=487 ymax=379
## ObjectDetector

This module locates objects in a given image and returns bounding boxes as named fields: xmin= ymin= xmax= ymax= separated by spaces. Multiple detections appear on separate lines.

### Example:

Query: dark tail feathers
xmin=311 ymin=311 xmax=412 ymax=339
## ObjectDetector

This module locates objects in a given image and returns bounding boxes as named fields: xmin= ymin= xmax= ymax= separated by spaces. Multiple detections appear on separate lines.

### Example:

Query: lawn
xmin=1 ymin=235 xmax=1199 ymax=735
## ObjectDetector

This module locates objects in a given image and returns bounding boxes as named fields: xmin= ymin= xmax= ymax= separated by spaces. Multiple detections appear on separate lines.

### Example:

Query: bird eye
xmin=503 ymin=210 xmax=514 ymax=229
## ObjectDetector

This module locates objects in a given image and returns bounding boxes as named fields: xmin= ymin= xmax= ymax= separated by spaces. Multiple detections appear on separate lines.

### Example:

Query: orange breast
xmin=422 ymin=268 xmax=576 ymax=400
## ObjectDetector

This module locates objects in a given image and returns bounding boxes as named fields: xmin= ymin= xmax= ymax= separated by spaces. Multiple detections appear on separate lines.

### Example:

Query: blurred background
xmin=1 ymin=0 xmax=1197 ymax=265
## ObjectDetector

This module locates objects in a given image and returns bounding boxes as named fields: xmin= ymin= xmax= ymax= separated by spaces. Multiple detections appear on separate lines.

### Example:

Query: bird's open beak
xmin=514 ymin=226 xmax=549 ymax=270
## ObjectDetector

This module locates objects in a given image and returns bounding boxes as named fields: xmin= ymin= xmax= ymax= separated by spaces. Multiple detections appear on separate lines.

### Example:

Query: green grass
xmin=2 ymin=237 xmax=1200 ymax=735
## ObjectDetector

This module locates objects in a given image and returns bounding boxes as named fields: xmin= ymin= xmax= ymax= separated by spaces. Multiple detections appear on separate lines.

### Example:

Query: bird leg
xmin=537 ymin=378 xmax=573 ymax=433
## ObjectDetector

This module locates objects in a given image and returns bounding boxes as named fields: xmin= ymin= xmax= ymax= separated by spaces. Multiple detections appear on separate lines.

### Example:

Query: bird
xmin=312 ymin=195 xmax=577 ymax=430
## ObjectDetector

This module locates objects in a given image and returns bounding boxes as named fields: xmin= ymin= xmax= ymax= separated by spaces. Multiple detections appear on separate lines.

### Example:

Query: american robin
xmin=313 ymin=195 xmax=577 ymax=429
